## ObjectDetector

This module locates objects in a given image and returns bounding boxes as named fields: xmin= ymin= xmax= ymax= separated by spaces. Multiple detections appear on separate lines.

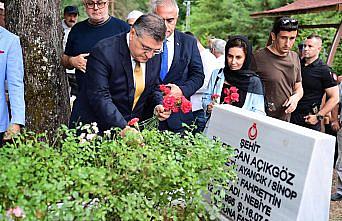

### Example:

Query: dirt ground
xmin=330 ymin=170 xmax=342 ymax=221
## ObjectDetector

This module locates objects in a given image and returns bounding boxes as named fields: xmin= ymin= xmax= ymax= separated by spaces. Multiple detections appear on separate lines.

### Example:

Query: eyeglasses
xmin=85 ymin=1 xmax=108 ymax=9
xmin=280 ymin=18 xmax=298 ymax=26
xmin=135 ymin=33 xmax=162 ymax=55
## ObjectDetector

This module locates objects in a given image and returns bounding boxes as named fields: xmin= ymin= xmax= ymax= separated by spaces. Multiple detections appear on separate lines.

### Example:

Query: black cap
xmin=64 ymin=6 xmax=78 ymax=15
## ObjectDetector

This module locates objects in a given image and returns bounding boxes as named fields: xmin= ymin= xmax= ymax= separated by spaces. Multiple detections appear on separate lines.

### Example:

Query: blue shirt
xmin=0 ymin=27 xmax=25 ymax=132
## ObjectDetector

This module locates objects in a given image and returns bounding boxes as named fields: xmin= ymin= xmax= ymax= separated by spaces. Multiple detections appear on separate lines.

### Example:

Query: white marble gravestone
xmin=206 ymin=104 xmax=335 ymax=221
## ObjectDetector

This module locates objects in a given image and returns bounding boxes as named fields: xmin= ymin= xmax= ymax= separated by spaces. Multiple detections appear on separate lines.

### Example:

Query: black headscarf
xmin=223 ymin=35 xmax=263 ymax=95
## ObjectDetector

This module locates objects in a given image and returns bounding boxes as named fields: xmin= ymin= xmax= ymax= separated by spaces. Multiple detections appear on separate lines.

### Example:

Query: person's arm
xmin=5 ymin=35 xmax=25 ymax=138
xmin=305 ymin=85 xmax=339 ymax=125
xmin=86 ymin=47 xmax=127 ymax=129
xmin=202 ymin=69 xmax=219 ymax=113
xmin=61 ymin=27 xmax=89 ymax=73
xmin=283 ymin=81 xmax=303 ymax=114
xmin=62 ymin=53 xmax=89 ymax=73
xmin=330 ymin=103 xmax=340 ymax=132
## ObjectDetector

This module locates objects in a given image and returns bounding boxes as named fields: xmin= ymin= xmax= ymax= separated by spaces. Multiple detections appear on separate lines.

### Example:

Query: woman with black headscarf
xmin=202 ymin=35 xmax=265 ymax=115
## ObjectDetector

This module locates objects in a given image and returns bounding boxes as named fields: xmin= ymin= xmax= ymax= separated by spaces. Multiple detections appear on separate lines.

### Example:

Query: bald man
xmin=290 ymin=34 xmax=338 ymax=131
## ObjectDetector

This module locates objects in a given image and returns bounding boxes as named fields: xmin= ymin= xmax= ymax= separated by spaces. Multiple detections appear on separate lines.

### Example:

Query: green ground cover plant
xmin=0 ymin=125 xmax=236 ymax=220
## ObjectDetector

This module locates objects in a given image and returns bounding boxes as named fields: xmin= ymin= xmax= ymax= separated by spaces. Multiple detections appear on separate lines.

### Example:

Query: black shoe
xmin=331 ymin=193 xmax=342 ymax=201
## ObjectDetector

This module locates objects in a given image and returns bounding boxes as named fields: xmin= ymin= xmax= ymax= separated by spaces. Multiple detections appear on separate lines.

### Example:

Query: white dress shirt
xmin=166 ymin=32 xmax=175 ymax=72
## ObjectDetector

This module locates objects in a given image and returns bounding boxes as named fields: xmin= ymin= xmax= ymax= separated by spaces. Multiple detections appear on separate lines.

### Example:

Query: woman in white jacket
xmin=202 ymin=35 xmax=265 ymax=116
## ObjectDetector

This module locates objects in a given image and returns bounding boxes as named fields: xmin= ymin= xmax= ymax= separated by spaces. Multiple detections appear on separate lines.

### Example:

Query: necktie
xmin=133 ymin=61 xmax=144 ymax=110
xmin=160 ymin=40 xmax=168 ymax=81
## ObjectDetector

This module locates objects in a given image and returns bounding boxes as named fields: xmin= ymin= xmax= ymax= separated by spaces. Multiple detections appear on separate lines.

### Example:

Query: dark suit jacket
xmin=70 ymin=33 xmax=162 ymax=132
xmin=160 ymin=30 xmax=204 ymax=132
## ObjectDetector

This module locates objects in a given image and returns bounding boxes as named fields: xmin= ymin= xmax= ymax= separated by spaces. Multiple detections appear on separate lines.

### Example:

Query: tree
xmin=5 ymin=0 xmax=70 ymax=137
xmin=190 ymin=0 xmax=294 ymax=48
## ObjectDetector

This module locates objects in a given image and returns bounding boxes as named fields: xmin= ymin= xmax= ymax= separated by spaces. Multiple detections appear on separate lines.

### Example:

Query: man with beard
xmin=252 ymin=17 xmax=303 ymax=121
xmin=62 ymin=6 xmax=79 ymax=98
xmin=62 ymin=6 xmax=79 ymax=50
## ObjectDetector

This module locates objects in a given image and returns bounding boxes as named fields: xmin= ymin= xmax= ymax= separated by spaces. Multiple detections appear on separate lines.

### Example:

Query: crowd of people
xmin=1 ymin=0 xmax=342 ymax=201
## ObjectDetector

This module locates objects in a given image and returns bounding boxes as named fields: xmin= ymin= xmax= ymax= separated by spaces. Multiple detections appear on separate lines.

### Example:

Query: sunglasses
xmin=280 ymin=18 xmax=298 ymax=26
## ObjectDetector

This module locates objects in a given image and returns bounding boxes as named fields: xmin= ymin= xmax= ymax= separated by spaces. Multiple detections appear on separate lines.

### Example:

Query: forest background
xmin=62 ymin=0 xmax=342 ymax=74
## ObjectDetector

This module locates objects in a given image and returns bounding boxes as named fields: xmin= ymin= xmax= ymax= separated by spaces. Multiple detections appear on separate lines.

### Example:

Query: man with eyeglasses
xmin=152 ymin=0 xmax=204 ymax=133
xmin=252 ymin=17 xmax=303 ymax=122
xmin=69 ymin=13 xmax=171 ymax=132
xmin=62 ymin=0 xmax=130 ymax=98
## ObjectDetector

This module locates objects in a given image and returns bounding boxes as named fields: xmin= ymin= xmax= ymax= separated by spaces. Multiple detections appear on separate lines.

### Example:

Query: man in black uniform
xmin=290 ymin=34 xmax=339 ymax=131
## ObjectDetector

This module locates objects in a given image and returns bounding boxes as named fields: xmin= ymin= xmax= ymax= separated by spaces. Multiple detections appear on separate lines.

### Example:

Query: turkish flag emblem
xmin=248 ymin=123 xmax=258 ymax=140
xmin=0 ymin=50 xmax=4 ymax=54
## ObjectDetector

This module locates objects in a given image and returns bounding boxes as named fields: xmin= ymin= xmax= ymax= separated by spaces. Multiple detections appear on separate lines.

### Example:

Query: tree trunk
xmin=5 ymin=0 xmax=70 ymax=138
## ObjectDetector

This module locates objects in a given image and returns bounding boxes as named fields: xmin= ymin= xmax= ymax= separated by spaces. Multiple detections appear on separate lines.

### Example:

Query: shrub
xmin=0 ymin=125 xmax=236 ymax=220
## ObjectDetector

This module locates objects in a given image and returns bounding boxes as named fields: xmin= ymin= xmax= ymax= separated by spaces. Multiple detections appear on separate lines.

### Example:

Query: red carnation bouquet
xmin=139 ymin=85 xmax=192 ymax=130
xmin=160 ymin=85 xmax=192 ymax=114
xmin=211 ymin=86 xmax=239 ymax=105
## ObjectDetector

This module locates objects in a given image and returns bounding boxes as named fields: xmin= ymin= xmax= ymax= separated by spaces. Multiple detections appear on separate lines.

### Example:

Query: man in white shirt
xmin=185 ymin=31 xmax=218 ymax=133
xmin=62 ymin=6 xmax=78 ymax=50
xmin=211 ymin=38 xmax=226 ymax=69
xmin=62 ymin=6 xmax=78 ymax=99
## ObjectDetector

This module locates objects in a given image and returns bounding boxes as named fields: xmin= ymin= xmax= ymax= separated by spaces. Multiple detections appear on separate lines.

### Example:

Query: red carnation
xmin=128 ymin=118 xmax=139 ymax=126
xmin=223 ymin=88 xmax=230 ymax=95
xmin=230 ymin=86 xmax=238 ymax=93
xmin=231 ymin=92 xmax=239 ymax=102
xmin=163 ymin=95 xmax=176 ymax=111
xmin=180 ymin=97 xmax=192 ymax=114
xmin=159 ymin=84 xmax=171 ymax=95
xmin=224 ymin=96 xmax=231 ymax=104
xmin=211 ymin=94 xmax=220 ymax=100
xmin=172 ymin=106 xmax=179 ymax=112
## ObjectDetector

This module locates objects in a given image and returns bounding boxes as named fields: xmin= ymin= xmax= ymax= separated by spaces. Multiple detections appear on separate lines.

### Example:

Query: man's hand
xmin=69 ymin=53 xmax=89 ymax=73
xmin=283 ymin=94 xmax=300 ymax=114
xmin=120 ymin=126 xmax=139 ymax=137
xmin=207 ymin=102 xmax=214 ymax=113
xmin=154 ymin=105 xmax=171 ymax=121
xmin=3 ymin=124 xmax=21 ymax=141
xmin=304 ymin=114 xmax=319 ymax=125
xmin=331 ymin=120 xmax=340 ymax=132
xmin=166 ymin=83 xmax=183 ymax=98
xmin=120 ymin=126 xmax=144 ymax=146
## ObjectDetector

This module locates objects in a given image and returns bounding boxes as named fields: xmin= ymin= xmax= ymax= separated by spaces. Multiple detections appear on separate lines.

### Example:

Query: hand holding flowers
xmin=154 ymin=104 xmax=171 ymax=121
xmin=207 ymin=86 xmax=240 ymax=113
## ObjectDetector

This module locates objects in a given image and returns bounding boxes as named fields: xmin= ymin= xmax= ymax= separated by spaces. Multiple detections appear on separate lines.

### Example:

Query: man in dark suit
xmin=69 ymin=13 xmax=170 ymax=132
xmin=152 ymin=0 xmax=204 ymax=133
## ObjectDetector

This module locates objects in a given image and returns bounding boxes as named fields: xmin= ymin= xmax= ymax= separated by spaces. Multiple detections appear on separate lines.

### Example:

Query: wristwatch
xmin=316 ymin=114 xmax=324 ymax=121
